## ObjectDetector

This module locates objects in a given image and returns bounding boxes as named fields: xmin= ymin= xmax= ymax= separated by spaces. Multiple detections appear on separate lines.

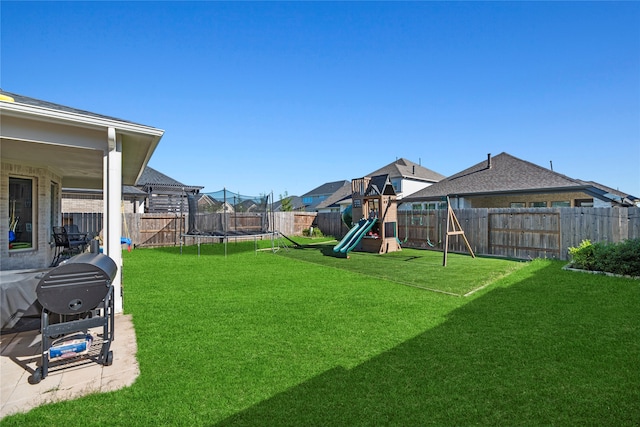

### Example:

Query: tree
xmin=279 ymin=191 xmax=293 ymax=212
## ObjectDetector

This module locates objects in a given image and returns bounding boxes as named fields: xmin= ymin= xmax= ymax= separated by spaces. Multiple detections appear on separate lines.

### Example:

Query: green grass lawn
xmin=276 ymin=240 xmax=526 ymax=296
xmin=2 ymin=240 xmax=638 ymax=426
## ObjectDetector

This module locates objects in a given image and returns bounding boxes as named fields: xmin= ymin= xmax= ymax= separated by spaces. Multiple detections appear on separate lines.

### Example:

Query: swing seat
xmin=121 ymin=237 xmax=132 ymax=252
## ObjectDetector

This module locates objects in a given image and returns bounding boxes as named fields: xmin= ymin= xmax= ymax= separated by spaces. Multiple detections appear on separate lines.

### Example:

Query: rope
xmin=121 ymin=201 xmax=131 ymax=251
xmin=425 ymin=205 xmax=435 ymax=247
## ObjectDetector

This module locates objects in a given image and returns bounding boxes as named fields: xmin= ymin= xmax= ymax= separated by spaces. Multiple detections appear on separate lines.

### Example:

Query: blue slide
xmin=333 ymin=218 xmax=377 ymax=254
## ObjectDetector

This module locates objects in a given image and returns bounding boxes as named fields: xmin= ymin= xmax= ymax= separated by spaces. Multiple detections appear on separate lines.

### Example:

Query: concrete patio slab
xmin=0 ymin=314 xmax=139 ymax=419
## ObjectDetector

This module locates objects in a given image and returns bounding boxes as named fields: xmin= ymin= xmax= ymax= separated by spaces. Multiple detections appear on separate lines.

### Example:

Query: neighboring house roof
xmin=301 ymin=180 xmax=351 ymax=211
xmin=576 ymin=180 xmax=639 ymax=205
xmin=136 ymin=166 xmax=203 ymax=193
xmin=367 ymin=158 xmax=445 ymax=183
xmin=301 ymin=180 xmax=351 ymax=198
xmin=197 ymin=194 xmax=228 ymax=212
xmin=273 ymin=196 xmax=306 ymax=211
xmin=404 ymin=152 xmax=638 ymax=206
xmin=123 ymin=185 xmax=148 ymax=196
xmin=315 ymin=183 xmax=353 ymax=210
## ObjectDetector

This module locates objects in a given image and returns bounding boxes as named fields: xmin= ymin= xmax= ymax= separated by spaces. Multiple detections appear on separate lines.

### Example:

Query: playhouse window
xmin=8 ymin=177 xmax=35 ymax=251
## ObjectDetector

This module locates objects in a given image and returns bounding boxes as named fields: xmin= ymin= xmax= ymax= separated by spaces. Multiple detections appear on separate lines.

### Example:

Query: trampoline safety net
xmin=187 ymin=189 xmax=271 ymax=237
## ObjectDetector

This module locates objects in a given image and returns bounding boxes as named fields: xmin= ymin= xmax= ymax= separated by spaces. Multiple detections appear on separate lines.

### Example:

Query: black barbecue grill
xmin=30 ymin=252 xmax=117 ymax=384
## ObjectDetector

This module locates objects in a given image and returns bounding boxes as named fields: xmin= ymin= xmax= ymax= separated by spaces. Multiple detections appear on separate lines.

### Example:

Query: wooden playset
xmin=348 ymin=174 xmax=402 ymax=255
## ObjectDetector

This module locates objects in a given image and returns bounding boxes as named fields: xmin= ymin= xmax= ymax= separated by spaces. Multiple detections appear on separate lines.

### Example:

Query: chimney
xmin=487 ymin=153 xmax=492 ymax=169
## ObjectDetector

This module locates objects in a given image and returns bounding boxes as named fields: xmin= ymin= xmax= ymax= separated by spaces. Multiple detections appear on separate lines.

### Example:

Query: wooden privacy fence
xmin=272 ymin=212 xmax=316 ymax=236
xmin=64 ymin=212 xmax=317 ymax=248
xmin=61 ymin=212 xmax=186 ymax=247
xmin=315 ymin=212 xmax=347 ymax=239
xmin=124 ymin=213 xmax=185 ymax=247
xmin=392 ymin=207 xmax=640 ymax=260
xmin=63 ymin=208 xmax=639 ymax=259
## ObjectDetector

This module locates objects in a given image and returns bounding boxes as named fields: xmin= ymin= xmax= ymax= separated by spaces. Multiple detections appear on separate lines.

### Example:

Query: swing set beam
xmin=443 ymin=196 xmax=475 ymax=267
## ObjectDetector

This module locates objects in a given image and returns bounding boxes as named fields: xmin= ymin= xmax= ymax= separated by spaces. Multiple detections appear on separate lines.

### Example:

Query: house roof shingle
xmin=136 ymin=167 xmax=203 ymax=192
xmin=367 ymin=158 xmax=445 ymax=183
xmin=301 ymin=180 xmax=351 ymax=198
xmin=404 ymin=152 xmax=639 ymax=206
xmin=404 ymin=152 xmax=582 ymax=200
xmin=1 ymin=89 xmax=141 ymax=125
xmin=315 ymin=182 xmax=353 ymax=210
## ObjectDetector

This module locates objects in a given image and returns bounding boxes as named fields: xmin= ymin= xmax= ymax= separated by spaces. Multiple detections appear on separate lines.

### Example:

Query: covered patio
xmin=1 ymin=90 xmax=164 ymax=314
xmin=1 ymin=90 xmax=164 ymax=417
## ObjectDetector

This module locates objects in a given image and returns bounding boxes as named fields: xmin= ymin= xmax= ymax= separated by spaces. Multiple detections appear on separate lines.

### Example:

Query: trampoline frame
xmin=181 ymin=188 xmax=277 ymax=256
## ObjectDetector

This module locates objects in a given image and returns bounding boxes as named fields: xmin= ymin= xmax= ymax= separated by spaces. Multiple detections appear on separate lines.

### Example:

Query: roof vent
xmin=487 ymin=153 xmax=492 ymax=169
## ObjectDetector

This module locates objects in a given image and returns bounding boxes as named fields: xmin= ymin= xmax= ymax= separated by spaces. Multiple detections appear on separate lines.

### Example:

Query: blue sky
xmin=2 ymin=1 xmax=639 ymax=198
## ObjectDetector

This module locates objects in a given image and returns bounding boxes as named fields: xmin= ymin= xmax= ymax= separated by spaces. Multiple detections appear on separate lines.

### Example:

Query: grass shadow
xmin=217 ymin=261 xmax=640 ymax=426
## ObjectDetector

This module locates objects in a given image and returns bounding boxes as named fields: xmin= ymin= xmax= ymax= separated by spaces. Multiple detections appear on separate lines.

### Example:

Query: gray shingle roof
xmin=315 ymin=182 xmax=353 ymax=209
xmin=301 ymin=180 xmax=351 ymax=197
xmin=0 ymin=89 xmax=141 ymax=125
xmin=577 ymin=180 xmax=638 ymax=201
xmin=404 ymin=152 xmax=585 ymax=200
xmin=273 ymin=196 xmax=306 ymax=211
xmin=367 ymin=158 xmax=445 ymax=183
xmin=136 ymin=166 xmax=203 ymax=191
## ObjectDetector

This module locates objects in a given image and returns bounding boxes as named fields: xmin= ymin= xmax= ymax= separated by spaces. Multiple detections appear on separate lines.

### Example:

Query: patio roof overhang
xmin=1 ymin=94 xmax=164 ymax=313
xmin=0 ymin=99 xmax=164 ymax=189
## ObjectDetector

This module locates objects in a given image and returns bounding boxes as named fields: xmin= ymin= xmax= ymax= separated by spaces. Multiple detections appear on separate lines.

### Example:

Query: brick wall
xmin=467 ymin=191 xmax=597 ymax=208
xmin=1 ymin=161 xmax=62 ymax=270
xmin=62 ymin=195 xmax=138 ymax=213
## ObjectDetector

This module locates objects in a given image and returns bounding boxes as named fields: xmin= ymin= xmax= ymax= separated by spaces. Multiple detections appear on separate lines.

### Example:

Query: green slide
xmin=339 ymin=218 xmax=377 ymax=254
xmin=333 ymin=222 xmax=363 ymax=252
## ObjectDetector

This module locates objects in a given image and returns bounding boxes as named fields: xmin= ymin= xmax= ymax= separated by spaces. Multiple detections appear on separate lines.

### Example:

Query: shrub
xmin=568 ymin=240 xmax=597 ymax=270
xmin=568 ymin=238 xmax=640 ymax=277
xmin=303 ymin=227 xmax=323 ymax=238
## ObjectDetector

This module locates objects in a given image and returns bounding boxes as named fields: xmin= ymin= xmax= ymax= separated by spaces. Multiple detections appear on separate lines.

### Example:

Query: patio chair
xmin=50 ymin=226 xmax=88 ymax=267
xmin=64 ymin=224 xmax=90 ymax=243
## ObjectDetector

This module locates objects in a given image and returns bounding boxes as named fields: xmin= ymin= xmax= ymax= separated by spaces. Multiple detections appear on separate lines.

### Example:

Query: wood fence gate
xmin=130 ymin=213 xmax=185 ymax=247
xmin=488 ymin=210 xmax=561 ymax=259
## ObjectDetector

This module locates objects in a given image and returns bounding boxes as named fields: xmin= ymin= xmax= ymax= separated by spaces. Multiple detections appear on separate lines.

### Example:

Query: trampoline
xmin=180 ymin=188 xmax=277 ymax=256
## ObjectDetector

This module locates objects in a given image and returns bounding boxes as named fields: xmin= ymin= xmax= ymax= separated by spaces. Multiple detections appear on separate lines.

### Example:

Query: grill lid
xmin=37 ymin=253 xmax=117 ymax=315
